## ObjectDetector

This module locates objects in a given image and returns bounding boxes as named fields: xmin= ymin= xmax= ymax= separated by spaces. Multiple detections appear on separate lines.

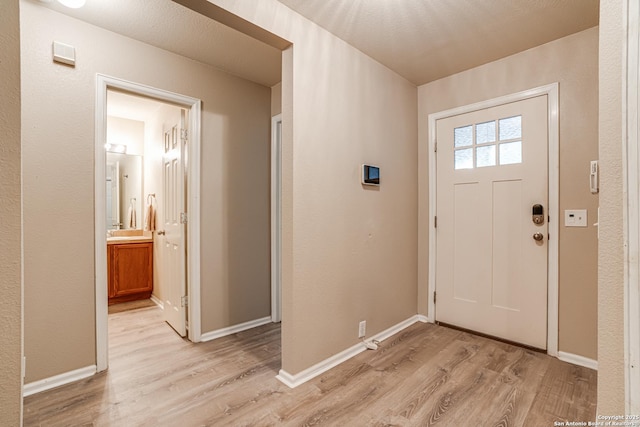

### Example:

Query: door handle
xmin=533 ymin=232 xmax=544 ymax=241
xmin=156 ymin=230 xmax=165 ymax=235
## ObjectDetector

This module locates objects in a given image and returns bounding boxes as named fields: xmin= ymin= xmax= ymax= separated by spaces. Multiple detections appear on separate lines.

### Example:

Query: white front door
xmin=435 ymin=95 xmax=548 ymax=349
xmin=161 ymin=108 xmax=187 ymax=336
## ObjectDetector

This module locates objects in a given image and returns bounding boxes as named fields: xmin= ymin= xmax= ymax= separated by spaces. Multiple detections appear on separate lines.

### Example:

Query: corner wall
xmin=21 ymin=2 xmax=271 ymax=383
xmin=271 ymin=82 xmax=282 ymax=116
xmin=597 ymin=0 xmax=625 ymax=414
xmin=418 ymin=27 xmax=600 ymax=360
xmin=193 ymin=0 xmax=419 ymax=376
xmin=0 ymin=0 xmax=23 ymax=424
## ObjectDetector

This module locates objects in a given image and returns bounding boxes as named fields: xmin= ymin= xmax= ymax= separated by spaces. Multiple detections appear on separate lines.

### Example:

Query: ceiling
xmin=32 ymin=0 xmax=282 ymax=87
xmin=34 ymin=0 xmax=599 ymax=87
xmin=275 ymin=0 xmax=599 ymax=85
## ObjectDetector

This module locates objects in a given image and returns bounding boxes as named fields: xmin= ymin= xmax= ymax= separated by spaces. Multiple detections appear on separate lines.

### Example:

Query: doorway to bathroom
xmin=95 ymin=75 xmax=203 ymax=373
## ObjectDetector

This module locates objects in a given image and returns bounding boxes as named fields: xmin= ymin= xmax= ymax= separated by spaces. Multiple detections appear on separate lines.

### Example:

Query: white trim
xmin=150 ymin=294 xmax=164 ymax=309
xmin=199 ymin=316 xmax=273 ymax=342
xmin=95 ymin=74 xmax=203 ymax=372
xmin=427 ymin=83 xmax=560 ymax=356
xmin=186 ymin=98 xmax=202 ymax=343
xmin=416 ymin=314 xmax=430 ymax=323
xmin=277 ymin=315 xmax=423 ymax=388
xmin=625 ymin=0 xmax=640 ymax=413
xmin=23 ymin=365 xmax=96 ymax=397
xmin=558 ymin=351 xmax=598 ymax=371
xmin=95 ymin=77 xmax=109 ymax=373
xmin=271 ymin=114 xmax=282 ymax=323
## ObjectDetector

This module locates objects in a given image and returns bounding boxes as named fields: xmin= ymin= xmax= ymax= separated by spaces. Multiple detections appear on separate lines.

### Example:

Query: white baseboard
xmin=417 ymin=314 xmax=431 ymax=323
xmin=150 ymin=294 xmax=164 ymax=309
xmin=200 ymin=316 xmax=272 ymax=342
xmin=370 ymin=315 xmax=424 ymax=342
xmin=558 ymin=351 xmax=598 ymax=370
xmin=277 ymin=315 xmax=423 ymax=388
xmin=23 ymin=365 xmax=96 ymax=397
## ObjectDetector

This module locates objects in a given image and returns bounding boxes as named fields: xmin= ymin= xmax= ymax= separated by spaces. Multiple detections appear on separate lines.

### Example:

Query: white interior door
xmin=161 ymin=108 xmax=187 ymax=336
xmin=435 ymin=95 xmax=548 ymax=349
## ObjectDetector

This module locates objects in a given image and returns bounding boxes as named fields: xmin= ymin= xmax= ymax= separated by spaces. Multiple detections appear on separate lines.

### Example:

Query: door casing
xmin=94 ymin=74 xmax=202 ymax=372
xmin=271 ymin=114 xmax=283 ymax=323
xmin=427 ymin=83 xmax=559 ymax=356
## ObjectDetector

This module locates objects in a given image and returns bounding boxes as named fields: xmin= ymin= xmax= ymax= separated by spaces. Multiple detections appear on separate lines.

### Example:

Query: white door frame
xmin=625 ymin=0 xmax=640 ymax=412
xmin=94 ymin=74 xmax=202 ymax=372
xmin=427 ymin=83 xmax=560 ymax=356
xmin=271 ymin=114 xmax=282 ymax=323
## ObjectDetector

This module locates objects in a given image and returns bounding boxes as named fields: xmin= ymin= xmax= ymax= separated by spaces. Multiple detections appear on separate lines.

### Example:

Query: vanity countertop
xmin=107 ymin=236 xmax=153 ymax=245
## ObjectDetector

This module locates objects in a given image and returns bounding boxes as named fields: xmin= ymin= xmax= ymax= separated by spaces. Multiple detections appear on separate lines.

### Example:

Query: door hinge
xmin=433 ymin=291 xmax=437 ymax=304
xmin=181 ymin=296 xmax=188 ymax=307
xmin=434 ymin=142 xmax=437 ymax=153
xmin=180 ymin=128 xmax=188 ymax=141
xmin=180 ymin=212 xmax=188 ymax=224
xmin=434 ymin=216 xmax=437 ymax=228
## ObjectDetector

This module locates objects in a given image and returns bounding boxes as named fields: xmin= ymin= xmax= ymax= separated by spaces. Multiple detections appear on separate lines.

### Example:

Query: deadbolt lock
xmin=532 ymin=204 xmax=544 ymax=225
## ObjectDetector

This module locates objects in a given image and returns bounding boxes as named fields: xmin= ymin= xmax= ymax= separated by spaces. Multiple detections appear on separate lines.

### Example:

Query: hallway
xmin=24 ymin=305 xmax=596 ymax=426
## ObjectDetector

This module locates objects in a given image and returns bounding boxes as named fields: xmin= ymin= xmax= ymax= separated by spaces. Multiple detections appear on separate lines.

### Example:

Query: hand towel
xmin=145 ymin=203 xmax=156 ymax=232
xmin=128 ymin=205 xmax=136 ymax=228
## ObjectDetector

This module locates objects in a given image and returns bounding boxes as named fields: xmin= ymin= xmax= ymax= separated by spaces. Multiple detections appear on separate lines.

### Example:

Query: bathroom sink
xmin=107 ymin=235 xmax=153 ymax=244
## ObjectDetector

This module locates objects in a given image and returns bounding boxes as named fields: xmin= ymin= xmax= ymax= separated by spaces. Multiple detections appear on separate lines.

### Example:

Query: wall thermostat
xmin=362 ymin=164 xmax=380 ymax=186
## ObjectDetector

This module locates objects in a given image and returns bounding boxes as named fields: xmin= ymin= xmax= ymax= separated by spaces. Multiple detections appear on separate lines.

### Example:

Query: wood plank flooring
xmin=23 ymin=304 xmax=596 ymax=426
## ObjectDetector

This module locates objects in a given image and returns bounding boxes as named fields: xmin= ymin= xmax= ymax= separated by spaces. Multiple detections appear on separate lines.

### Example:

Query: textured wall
xmin=418 ymin=27 xmax=600 ymax=359
xmin=21 ymin=2 xmax=271 ymax=383
xmin=597 ymin=0 xmax=625 ymax=415
xmin=189 ymin=0 xmax=419 ymax=376
xmin=271 ymin=82 xmax=282 ymax=116
xmin=0 ymin=0 xmax=23 ymax=424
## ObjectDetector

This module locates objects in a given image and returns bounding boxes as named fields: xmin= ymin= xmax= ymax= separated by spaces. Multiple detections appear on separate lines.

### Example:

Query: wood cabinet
xmin=107 ymin=241 xmax=153 ymax=305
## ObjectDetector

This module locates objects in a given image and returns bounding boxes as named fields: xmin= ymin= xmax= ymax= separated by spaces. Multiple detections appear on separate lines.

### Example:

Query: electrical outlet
xmin=358 ymin=320 xmax=366 ymax=338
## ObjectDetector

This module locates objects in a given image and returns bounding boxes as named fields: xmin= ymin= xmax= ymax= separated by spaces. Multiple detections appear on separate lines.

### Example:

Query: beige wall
xmin=21 ymin=2 xmax=271 ymax=383
xmin=271 ymin=82 xmax=282 ymax=116
xmin=0 ymin=0 xmax=23 ymax=424
xmin=418 ymin=27 xmax=600 ymax=359
xmin=194 ymin=0 xmax=419 ymax=375
xmin=107 ymin=116 xmax=145 ymax=156
xmin=597 ymin=0 xmax=625 ymax=414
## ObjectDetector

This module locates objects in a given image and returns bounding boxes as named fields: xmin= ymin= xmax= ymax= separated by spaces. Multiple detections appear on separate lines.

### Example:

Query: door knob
xmin=533 ymin=232 xmax=544 ymax=241
xmin=156 ymin=230 xmax=165 ymax=235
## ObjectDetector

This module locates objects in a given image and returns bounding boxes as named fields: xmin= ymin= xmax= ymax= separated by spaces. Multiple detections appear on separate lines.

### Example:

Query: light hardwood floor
xmin=24 ymin=304 xmax=596 ymax=426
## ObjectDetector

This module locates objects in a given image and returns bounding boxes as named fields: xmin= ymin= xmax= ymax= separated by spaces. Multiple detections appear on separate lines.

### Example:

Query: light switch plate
xmin=565 ymin=209 xmax=587 ymax=227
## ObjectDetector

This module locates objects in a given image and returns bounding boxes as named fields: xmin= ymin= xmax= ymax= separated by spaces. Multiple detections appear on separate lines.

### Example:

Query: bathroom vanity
xmin=107 ymin=236 xmax=153 ymax=305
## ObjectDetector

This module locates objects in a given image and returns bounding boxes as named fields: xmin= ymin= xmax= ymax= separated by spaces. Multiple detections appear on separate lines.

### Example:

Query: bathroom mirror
xmin=106 ymin=153 xmax=143 ymax=230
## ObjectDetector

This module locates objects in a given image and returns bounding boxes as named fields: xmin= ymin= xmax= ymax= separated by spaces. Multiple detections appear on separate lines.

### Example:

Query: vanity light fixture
xmin=105 ymin=143 xmax=127 ymax=154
